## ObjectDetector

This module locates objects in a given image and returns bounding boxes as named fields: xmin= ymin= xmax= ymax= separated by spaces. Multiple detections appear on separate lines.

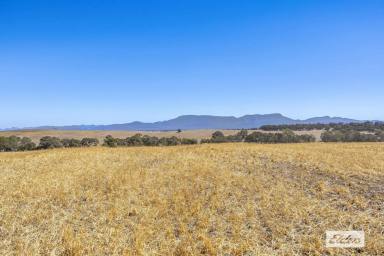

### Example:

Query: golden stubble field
xmin=0 ymin=143 xmax=383 ymax=255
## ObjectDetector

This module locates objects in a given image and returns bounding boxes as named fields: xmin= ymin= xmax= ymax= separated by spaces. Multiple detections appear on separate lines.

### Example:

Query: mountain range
xmin=1 ymin=114 xmax=365 ymax=131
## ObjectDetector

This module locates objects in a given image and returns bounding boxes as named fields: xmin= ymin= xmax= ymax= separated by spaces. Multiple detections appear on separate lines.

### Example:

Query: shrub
xmin=81 ymin=138 xmax=99 ymax=147
xmin=127 ymin=134 xmax=143 ymax=146
xmin=181 ymin=138 xmax=198 ymax=145
xmin=167 ymin=136 xmax=181 ymax=146
xmin=211 ymin=131 xmax=228 ymax=143
xmin=142 ymin=135 xmax=159 ymax=146
xmin=103 ymin=135 xmax=118 ymax=147
xmin=61 ymin=138 xmax=82 ymax=148
xmin=158 ymin=136 xmax=181 ymax=146
xmin=212 ymin=131 xmax=224 ymax=139
xmin=200 ymin=138 xmax=211 ymax=144
xmin=39 ymin=136 xmax=63 ymax=149
xmin=237 ymin=129 xmax=248 ymax=139
xmin=0 ymin=136 xmax=21 ymax=152
xmin=18 ymin=137 xmax=36 ymax=151
xmin=225 ymin=135 xmax=243 ymax=142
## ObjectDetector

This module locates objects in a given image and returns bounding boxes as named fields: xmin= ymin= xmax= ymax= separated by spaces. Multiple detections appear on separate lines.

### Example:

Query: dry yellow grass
xmin=0 ymin=143 xmax=383 ymax=255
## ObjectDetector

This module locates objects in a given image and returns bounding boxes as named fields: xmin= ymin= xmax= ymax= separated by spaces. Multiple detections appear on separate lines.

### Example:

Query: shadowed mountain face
xmin=6 ymin=113 xmax=362 ymax=131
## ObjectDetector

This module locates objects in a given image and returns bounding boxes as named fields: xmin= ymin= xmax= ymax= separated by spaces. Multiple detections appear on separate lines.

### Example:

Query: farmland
xmin=0 ymin=129 xmax=324 ymax=142
xmin=0 ymin=143 xmax=383 ymax=255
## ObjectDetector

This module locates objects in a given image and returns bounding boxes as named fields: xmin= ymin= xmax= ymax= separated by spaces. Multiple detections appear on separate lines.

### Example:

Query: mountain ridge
xmin=1 ymin=114 xmax=368 ymax=131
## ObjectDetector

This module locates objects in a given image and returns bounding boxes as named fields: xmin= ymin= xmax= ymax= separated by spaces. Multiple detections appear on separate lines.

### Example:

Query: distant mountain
xmin=302 ymin=116 xmax=359 ymax=124
xmin=2 ymin=113 xmax=365 ymax=131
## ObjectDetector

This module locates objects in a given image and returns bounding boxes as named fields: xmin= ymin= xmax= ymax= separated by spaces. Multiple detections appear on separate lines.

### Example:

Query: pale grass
xmin=0 ymin=143 xmax=383 ymax=255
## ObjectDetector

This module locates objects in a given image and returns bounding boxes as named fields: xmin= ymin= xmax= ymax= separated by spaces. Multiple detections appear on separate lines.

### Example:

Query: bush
xmin=200 ymin=130 xmax=249 ymax=143
xmin=225 ymin=135 xmax=242 ymax=142
xmin=61 ymin=138 xmax=82 ymax=148
xmin=103 ymin=135 xmax=118 ymax=147
xmin=181 ymin=138 xmax=198 ymax=145
xmin=212 ymin=131 xmax=224 ymax=139
xmin=39 ymin=136 xmax=63 ymax=149
xmin=18 ymin=137 xmax=36 ymax=151
xmin=210 ymin=131 xmax=228 ymax=143
xmin=0 ymin=136 xmax=37 ymax=152
xmin=237 ymin=129 xmax=248 ymax=139
xmin=142 ymin=135 xmax=159 ymax=146
xmin=200 ymin=138 xmax=211 ymax=144
xmin=126 ymin=134 xmax=143 ymax=146
xmin=167 ymin=136 xmax=181 ymax=146
xmin=0 ymin=136 xmax=21 ymax=152
xmin=158 ymin=136 xmax=181 ymax=146
xmin=81 ymin=138 xmax=99 ymax=147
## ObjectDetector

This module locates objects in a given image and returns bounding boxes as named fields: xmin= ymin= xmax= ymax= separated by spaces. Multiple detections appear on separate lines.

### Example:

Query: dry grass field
xmin=0 ymin=143 xmax=383 ymax=255
xmin=0 ymin=129 xmax=324 ymax=142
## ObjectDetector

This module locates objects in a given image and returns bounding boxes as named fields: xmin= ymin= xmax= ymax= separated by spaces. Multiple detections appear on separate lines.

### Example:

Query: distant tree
xmin=166 ymin=136 xmax=181 ymax=146
xmin=0 ymin=136 xmax=20 ymax=152
xmin=158 ymin=137 xmax=169 ymax=146
xmin=225 ymin=135 xmax=242 ymax=142
xmin=39 ymin=136 xmax=63 ymax=149
xmin=177 ymin=129 xmax=182 ymax=133
xmin=18 ymin=137 xmax=36 ymax=151
xmin=157 ymin=136 xmax=181 ymax=146
xmin=375 ymin=131 xmax=384 ymax=142
xmin=212 ymin=131 xmax=224 ymax=139
xmin=237 ymin=129 xmax=248 ymax=139
xmin=211 ymin=131 xmax=228 ymax=143
xmin=61 ymin=138 xmax=82 ymax=148
xmin=80 ymin=138 xmax=99 ymax=147
xmin=127 ymin=134 xmax=143 ymax=146
xmin=181 ymin=138 xmax=198 ymax=145
xmin=103 ymin=135 xmax=118 ymax=147
xmin=142 ymin=135 xmax=159 ymax=146
xmin=200 ymin=138 xmax=211 ymax=144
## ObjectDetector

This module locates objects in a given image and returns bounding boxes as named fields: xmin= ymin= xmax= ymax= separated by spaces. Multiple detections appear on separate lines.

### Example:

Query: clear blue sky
xmin=1 ymin=0 xmax=383 ymax=128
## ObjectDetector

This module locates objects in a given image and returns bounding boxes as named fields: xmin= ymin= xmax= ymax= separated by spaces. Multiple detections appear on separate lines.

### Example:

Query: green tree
xmin=61 ymin=138 xmax=82 ymax=147
xmin=39 ymin=136 xmax=63 ymax=149
xmin=81 ymin=138 xmax=99 ymax=147
xmin=18 ymin=137 xmax=36 ymax=151
xmin=103 ymin=135 xmax=117 ymax=147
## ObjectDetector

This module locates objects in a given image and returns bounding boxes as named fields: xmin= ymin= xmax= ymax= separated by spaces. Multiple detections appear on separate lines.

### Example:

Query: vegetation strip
xmin=2 ymin=125 xmax=384 ymax=152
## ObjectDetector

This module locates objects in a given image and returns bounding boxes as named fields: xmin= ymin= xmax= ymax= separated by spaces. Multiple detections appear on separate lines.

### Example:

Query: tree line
xmin=260 ymin=122 xmax=384 ymax=132
xmin=200 ymin=129 xmax=316 ymax=143
xmin=102 ymin=134 xmax=198 ymax=147
xmin=0 ymin=136 xmax=99 ymax=152
xmin=321 ymin=130 xmax=384 ymax=142
xmin=2 ymin=128 xmax=384 ymax=152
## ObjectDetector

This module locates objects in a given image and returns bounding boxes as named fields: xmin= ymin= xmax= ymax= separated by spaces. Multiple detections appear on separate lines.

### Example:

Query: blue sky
xmin=1 ymin=0 xmax=383 ymax=128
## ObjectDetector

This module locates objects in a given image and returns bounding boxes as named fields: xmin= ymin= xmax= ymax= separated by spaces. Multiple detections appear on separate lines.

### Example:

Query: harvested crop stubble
xmin=0 ymin=143 xmax=383 ymax=255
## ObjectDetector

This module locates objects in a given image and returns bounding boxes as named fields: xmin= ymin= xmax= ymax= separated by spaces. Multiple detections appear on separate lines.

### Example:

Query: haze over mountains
xmin=1 ymin=114 xmax=366 ymax=131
